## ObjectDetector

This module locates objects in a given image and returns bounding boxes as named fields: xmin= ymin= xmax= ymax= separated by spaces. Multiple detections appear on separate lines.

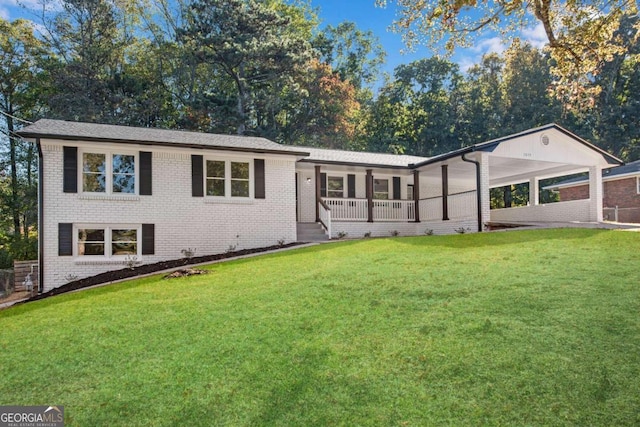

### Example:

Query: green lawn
xmin=1 ymin=229 xmax=640 ymax=426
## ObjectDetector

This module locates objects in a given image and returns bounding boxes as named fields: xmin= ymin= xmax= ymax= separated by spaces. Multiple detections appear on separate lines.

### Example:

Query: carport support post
xmin=589 ymin=165 xmax=603 ymax=222
xmin=529 ymin=177 xmax=539 ymax=206
xmin=478 ymin=152 xmax=491 ymax=231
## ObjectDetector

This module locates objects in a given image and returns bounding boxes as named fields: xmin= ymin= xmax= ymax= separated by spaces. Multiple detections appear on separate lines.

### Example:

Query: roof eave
xmin=298 ymin=158 xmax=413 ymax=170
xmin=16 ymin=132 xmax=310 ymax=157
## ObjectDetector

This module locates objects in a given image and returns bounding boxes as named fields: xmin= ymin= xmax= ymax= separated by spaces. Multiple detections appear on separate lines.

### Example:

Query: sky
xmin=0 ymin=0 xmax=549 ymax=76
xmin=308 ymin=0 xmax=549 ymax=75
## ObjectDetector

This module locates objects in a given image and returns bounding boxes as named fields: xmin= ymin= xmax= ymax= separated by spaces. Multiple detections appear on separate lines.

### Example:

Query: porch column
xmin=529 ymin=177 xmax=539 ymax=206
xmin=442 ymin=165 xmax=449 ymax=220
xmin=315 ymin=165 xmax=321 ymax=222
xmin=366 ymin=169 xmax=373 ymax=222
xmin=413 ymin=170 xmax=421 ymax=223
xmin=589 ymin=165 xmax=604 ymax=222
xmin=478 ymin=152 xmax=491 ymax=229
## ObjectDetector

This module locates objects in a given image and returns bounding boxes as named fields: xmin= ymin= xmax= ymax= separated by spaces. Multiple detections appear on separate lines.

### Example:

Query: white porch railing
xmin=323 ymin=198 xmax=416 ymax=222
xmin=419 ymin=190 xmax=477 ymax=221
xmin=324 ymin=198 xmax=368 ymax=221
xmin=419 ymin=197 xmax=443 ymax=221
xmin=448 ymin=191 xmax=477 ymax=219
xmin=318 ymin=198 xmax=332 ymax=237
xmin=372 ymin=200 xmax=415 ymax=222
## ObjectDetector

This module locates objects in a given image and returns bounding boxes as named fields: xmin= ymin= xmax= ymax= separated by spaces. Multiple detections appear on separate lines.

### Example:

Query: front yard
xmin=1 ymin=229 xmax=639 ymax=425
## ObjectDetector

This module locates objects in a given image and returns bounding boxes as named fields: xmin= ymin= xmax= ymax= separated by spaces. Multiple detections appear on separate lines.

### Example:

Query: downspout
xmin=36 ymin=138 xmax=44 ymax=293
xmin=461 ymin=152 xmax=483 ymax=233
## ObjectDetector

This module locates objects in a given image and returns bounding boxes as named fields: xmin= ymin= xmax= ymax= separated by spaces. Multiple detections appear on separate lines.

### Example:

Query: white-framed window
xmin=327 ymin=176 xmax=344 ymax=198
xmin=206 ymin=158 xmax=252 ymax=198
xmin=374 ymin=178 xmax=389 ymax=199
xmin=81 ymin=150 xmax=137 ymax=194
xmin=76 ymin=225 xmax=141 ymax=258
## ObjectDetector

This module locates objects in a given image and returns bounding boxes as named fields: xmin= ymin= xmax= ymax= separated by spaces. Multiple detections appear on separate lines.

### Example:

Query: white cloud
xmin=521 ymin=23 xmax=548 ymax=49
xmin=472 ymin=37 xmax=506 ymax=55
xmin=0 ymin=6 xmax=9 ymax=19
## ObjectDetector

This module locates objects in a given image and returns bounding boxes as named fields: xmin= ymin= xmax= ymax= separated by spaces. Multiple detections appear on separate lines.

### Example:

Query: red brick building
xmin=548 ymin=160 xmax=640 ymax=223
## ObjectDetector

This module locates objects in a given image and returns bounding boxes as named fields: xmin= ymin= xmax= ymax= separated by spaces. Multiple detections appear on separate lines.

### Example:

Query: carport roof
xmin=409 ymin=124 xmax=622 ymax=169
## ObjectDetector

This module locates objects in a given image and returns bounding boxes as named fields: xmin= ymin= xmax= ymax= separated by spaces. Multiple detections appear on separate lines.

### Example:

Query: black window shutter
xmin=191 ymin=155 xmax=203 ymax=197
xmin=347 ymin=174 xmax=356 ymax=198
xmin=63 ymin=147 xmax=78 ymax=193
xmin=320 ymin=173 xmax=327 ymax=197
xmin=142 ymin=224 xmax=155 ymax=255
xmin=140 ymin=151 xmax=152 ymax=195
xmin=393 ymin=176 xmax=401 ymax=200
xmin=58 ymin=223 xmax=73 ymax=256
xmin=254 ymin=159 xmax=265 ymax=199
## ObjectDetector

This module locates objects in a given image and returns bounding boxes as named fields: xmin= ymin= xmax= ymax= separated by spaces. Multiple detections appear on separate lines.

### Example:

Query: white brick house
xmin=19 ymin=120 xmax=621 ymax=292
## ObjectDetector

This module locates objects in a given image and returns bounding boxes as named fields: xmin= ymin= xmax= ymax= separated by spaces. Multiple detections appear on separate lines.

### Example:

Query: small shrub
xmin=64 ymin=273 xmax=79 ymax=283
xmin=337 ymin=231 xmax=348 ymax=239
xmin=181 ymin=248 xmax=197 ymax=259
xmin=364 ymin=231 xmax=372 ymax=238
xmin=424 ymin=228 xmax=434 ymax=236
xmin=226 ymin=244 xmax=237 ymax=254
xmin=124 ymin=255 xmax=139 ymax=270
xmin=454 ymin=227 xmax=471 ymax=234
xmin=277 ymin=238 xmax=286 ymax=248
xmin=390 ymin=230 xmax=399 ymax=237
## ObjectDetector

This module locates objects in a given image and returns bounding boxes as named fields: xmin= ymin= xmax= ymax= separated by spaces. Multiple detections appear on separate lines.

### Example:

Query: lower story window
xmin=77 ymin=226 xmax=139 ymax=257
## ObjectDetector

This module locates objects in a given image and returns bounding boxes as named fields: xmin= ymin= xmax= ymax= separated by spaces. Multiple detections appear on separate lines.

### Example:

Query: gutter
xmin=461 ymin=152 xmax=483 ymax=233
xmin=36 ymin=138 xmax=44 ymax=293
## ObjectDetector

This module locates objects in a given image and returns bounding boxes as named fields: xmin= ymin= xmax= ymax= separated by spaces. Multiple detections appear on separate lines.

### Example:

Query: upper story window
xmin=374 ymin=178 xmax=389 ymax=199
xmin=82 ymin=151 xmax=137 ymax=194
xmin=327 ymin=176 xmax=344 ymax=198
xmin=206 ymin=159 xmax=252 ymax=198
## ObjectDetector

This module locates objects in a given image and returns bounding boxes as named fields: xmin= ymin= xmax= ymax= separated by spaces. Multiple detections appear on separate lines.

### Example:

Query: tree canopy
xmin=377 ymin=0 xmax=639 ymax=107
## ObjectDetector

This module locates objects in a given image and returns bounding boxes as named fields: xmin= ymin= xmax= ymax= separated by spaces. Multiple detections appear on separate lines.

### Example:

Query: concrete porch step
xmin=297 ymin=222 xmax=330 ymax=242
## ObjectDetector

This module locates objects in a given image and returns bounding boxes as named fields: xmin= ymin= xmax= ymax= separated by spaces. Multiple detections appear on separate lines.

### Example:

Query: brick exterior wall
xmin=41 ymin=141 xmax=297 ymax=291
xmin=558 ymin=177 xmax=640 ymax=223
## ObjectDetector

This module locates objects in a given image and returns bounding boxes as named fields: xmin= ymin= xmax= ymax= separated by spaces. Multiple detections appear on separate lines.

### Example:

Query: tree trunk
xmin=7 ymin=113 xmax=21 ymax=237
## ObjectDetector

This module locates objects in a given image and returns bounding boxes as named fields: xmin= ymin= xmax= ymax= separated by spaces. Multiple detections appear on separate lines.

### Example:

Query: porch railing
xmin=323 ymin=198 xmax=415 ymax=222
xmin=318 ymin=198 xmax=332 ymax=237
xmin=324 ymin=198 xmax=368 ymax=221
xmin=419 ymin=190 xmax=477 ymax=221
xmin=373 ymin=200 xmax=415 ymax=222
xmin=448 ymin=190 xmax=477 ymax=219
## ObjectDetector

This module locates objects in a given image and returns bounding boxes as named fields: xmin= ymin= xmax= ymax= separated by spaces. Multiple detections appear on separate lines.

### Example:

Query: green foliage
xmin=2 ymin=230 xmax=640 ymax=425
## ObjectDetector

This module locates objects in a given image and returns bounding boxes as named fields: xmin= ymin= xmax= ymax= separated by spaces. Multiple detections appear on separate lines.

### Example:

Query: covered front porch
xmin=295 ymin=125 xmax=622 ymax=239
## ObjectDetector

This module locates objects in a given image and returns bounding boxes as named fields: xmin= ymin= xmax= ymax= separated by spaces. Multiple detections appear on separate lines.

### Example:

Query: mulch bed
xmin=24 ymin=242 xmax=304 ymax=303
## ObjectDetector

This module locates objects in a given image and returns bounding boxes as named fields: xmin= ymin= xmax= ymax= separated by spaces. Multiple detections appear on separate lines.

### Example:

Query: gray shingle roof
xmin=545 ymin=160 xmax=640 ymax=189
xmin=18 ymin=119 xmax=310 ymax=156
xmin=298 ymin=146 xmax=429 ymax=168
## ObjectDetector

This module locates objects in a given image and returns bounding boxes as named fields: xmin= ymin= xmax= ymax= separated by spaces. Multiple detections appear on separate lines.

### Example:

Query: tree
xmin=41 ymin=0 xmax=131 ymax=122
xmin=0 ymin=19 xmax=43 ymax=244
xmin=279 ymin=59 xmax=361 ymax=148
xmin=178 ymin=0 xmax=313 ymax=135
xmin=501 ymin=40 xmax=562 ymax=134
xmin=314 ymin=21 xmax=386 ymax=93
xmin=376 ymin=0 xmax=639 ymax=108
xmin=457 ymin=53 xmax=505 ymax=144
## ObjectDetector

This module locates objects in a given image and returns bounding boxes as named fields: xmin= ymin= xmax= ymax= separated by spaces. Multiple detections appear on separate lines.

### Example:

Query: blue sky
xmin=0 ymin=0 xmax=548 ymax=76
